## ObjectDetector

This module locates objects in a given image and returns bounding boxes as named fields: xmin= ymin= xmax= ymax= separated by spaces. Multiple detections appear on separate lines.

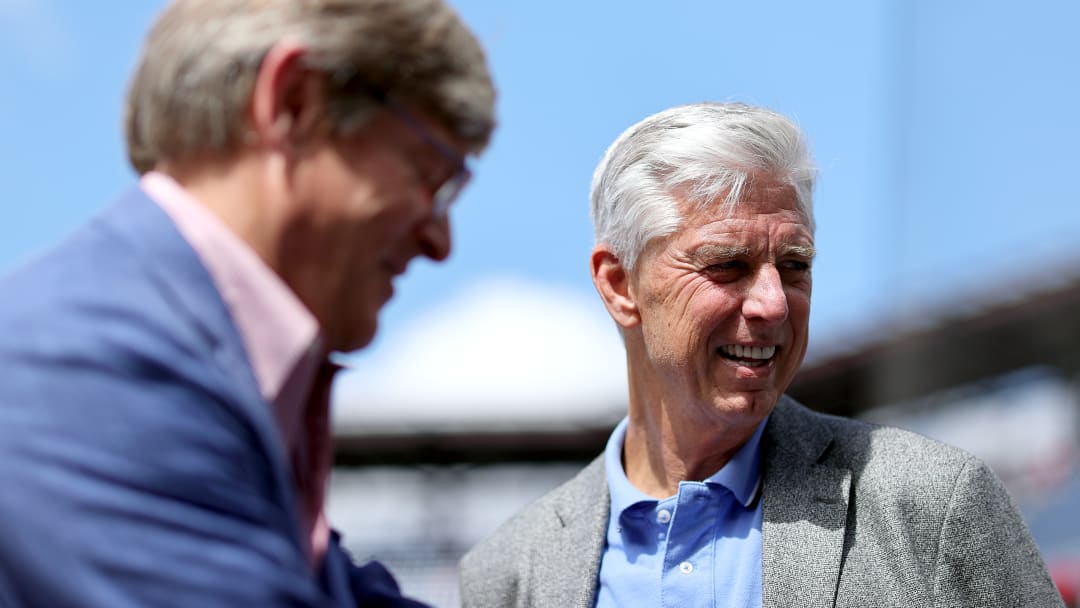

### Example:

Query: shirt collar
xmin=707 ymin=417 xmax=768 ymax=507
xmin=604 ymin=418 xmax=658 ymax=513
xmin=604 ymin=414 xmax=769 ymax=513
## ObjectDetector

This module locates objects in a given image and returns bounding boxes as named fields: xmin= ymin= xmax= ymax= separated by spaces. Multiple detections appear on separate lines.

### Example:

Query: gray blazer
xmin=460 ymin=397 xmax=1062 ymax=607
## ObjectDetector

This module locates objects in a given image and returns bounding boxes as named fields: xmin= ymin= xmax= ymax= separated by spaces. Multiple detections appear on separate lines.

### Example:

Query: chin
xmin=714 ymin=390 xmax=779 ymax=419
xmin=328 ymin=318 xmax=378 ymax=354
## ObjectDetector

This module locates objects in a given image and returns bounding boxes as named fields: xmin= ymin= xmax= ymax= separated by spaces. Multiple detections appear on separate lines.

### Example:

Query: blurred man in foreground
xmin=460 ymin=102 xmax=1061 ymax=607
xmin=0 ymin=1 xmax=494 ymax=606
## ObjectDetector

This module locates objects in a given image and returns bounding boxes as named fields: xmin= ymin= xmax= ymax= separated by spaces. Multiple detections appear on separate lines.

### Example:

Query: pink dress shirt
xmin=142 ymin=172 xmax=331 ymax=564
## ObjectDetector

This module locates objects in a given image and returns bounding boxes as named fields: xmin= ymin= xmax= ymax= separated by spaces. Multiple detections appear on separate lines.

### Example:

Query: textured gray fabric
xmin=460 ymin=397 xmax=1063 ymax=608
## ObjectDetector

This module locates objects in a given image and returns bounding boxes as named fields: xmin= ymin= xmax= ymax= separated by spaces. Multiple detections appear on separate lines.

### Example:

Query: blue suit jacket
xmin=0 ymin=188 xmax=426 ymax=607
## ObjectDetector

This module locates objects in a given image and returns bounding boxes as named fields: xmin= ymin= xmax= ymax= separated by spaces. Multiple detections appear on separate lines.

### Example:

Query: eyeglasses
xmin=327 ymin=70 xmax=474 ymax=218
xmin=381 ymin=99 xmax=473 ymax=218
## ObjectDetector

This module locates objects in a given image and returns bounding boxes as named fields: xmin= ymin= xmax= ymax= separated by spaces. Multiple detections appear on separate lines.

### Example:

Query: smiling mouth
xmin=717 ymin=344 xmax=777 ymax=367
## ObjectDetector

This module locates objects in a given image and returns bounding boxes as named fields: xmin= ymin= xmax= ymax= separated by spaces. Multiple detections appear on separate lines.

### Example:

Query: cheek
xmin=680 ymin=283 xmax=743 ymax=335
xmin=304 ymin=139 xmax=423 ymax=225
xmin=786 ymin=288 xmax=812 ymax=328
xmin=781 ymin=292 xmax=811 ymax=367
xmin=364 ymin=159 xmax=431 ymax=224
xmin=339 ymin=175 xmax=428 ymax=248
xmin=370 ymin=203 xmax=427 ymax=259
xmin=649 ymin=274 xmax=726 ymax=316
xmin=645 ymin=285 xmax=736 ymax=360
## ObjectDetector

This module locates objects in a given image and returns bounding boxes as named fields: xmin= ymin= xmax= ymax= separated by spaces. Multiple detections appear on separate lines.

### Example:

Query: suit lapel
xmin=532 ymin=457 xmax=609 ymax=608
xmin=100 ymin=188 xmax=263 ymax=404
xmin=96 ymin=188 xmax=301 ymax=536
xmin=761 ymin=398 xmax=852 ymax=608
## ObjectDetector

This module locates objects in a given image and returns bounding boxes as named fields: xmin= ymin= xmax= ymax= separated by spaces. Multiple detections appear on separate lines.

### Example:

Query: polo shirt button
xmin=679 ymin=561 xmax=694 ymax=574
xmin=656 ymin=509 xmax=671 ymax=524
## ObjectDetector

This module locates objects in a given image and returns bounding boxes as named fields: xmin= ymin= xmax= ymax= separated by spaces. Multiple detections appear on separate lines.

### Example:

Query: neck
xmin=156 ymin=154 xmax=289 ymax=273
xmin=622 ymin=402 xmax=760 ymax=499
xmin=620 ymin=343 xmax=764 ymax=499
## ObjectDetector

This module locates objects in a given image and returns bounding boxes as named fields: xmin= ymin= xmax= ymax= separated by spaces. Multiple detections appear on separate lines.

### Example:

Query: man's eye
xmin=780 ymin=260 xmax=811 ymax=273
xmin=704 ymin=261 xmax=745 ymax=274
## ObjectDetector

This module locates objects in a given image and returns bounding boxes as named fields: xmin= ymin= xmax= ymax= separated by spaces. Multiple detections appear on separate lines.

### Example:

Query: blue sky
xmin=2 ymin=1 xmax=1078 ymax=381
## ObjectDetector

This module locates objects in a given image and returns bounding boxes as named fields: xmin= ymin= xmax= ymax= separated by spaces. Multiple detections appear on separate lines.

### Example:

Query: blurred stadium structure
xmin=327 ymin=263 xmax=1080 ymax=607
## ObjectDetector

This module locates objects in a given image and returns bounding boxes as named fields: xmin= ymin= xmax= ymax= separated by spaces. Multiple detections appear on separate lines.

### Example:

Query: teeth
xmin=720 ymin=344 xmax=776 ymax=360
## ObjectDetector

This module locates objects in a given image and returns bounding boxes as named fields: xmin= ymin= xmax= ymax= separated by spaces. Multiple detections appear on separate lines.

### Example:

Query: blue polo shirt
xmin=595 ymin=417 xmax=766 ymax=608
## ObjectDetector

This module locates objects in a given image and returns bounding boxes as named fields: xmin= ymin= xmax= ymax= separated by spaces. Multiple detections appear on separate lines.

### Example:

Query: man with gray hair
xmin=0 ymin=1 xmax=494 ymax=606
xmin=460 ymin=102 xmax=1061 ymax=607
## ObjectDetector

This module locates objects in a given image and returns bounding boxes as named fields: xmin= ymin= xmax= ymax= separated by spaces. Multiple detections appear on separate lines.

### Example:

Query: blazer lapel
xmin=96 ymin=188 xmax=301 ymax=537
xmin=100 ymin=188 xmax=263 ymax=404
xmin=532 ymin=457 xmax=609 ymax=608
xmin=761 ymin=398 xmax=852 ymax=608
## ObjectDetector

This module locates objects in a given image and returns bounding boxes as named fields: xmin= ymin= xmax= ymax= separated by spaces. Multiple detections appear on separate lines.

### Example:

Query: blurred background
xmin=3 ymin=1 xmax=1080 ymax=606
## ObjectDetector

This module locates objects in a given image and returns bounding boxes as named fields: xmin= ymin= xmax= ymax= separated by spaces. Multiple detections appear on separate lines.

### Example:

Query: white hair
xmin=589 ymin=102 xmax=817 ymax=271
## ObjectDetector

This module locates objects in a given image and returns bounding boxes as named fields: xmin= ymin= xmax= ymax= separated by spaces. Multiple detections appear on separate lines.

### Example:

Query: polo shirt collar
xmin=604 ymin=414 xmax=768 ymax=512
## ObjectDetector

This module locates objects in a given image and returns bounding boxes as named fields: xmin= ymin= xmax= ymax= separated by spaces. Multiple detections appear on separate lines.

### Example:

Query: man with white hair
xmin=460 ymin=102 xmax=1061 ymax=607
xmin=0 ymin=1 xmax=494 ymax=606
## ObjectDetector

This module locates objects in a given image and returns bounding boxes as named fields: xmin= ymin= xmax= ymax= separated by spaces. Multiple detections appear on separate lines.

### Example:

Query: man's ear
xmin=591 ymin=245 xmax=640 ymax=329
xmin=250 ymin=40 xmax=325 ymax=150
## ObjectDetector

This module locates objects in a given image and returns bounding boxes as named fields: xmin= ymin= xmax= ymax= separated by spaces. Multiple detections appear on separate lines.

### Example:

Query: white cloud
xmin=332 ymin=276 xmax=629 ymax=434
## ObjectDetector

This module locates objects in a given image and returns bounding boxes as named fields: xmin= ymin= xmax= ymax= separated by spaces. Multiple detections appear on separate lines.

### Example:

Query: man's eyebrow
xmin=780 ymin=244 xmax=816 ymax=259
xmin=690 ymin=245 xmax=752 ymax=259
xmin=689 ymin=244 xmax=816 ymax=259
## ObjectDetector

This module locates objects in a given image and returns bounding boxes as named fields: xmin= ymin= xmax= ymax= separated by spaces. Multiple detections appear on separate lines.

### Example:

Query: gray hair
xmin=589 ymin=102 xmax=817 ymax=271
xmin=125 ymin=0 xmax=496 ymax=174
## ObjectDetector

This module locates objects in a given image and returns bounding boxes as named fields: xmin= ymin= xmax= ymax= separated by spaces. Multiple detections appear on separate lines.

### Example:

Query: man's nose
xmin=742 ymin=265 xmax=788 ymax=322
xmin=416 ymin=214 xmax=452 ymax=262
